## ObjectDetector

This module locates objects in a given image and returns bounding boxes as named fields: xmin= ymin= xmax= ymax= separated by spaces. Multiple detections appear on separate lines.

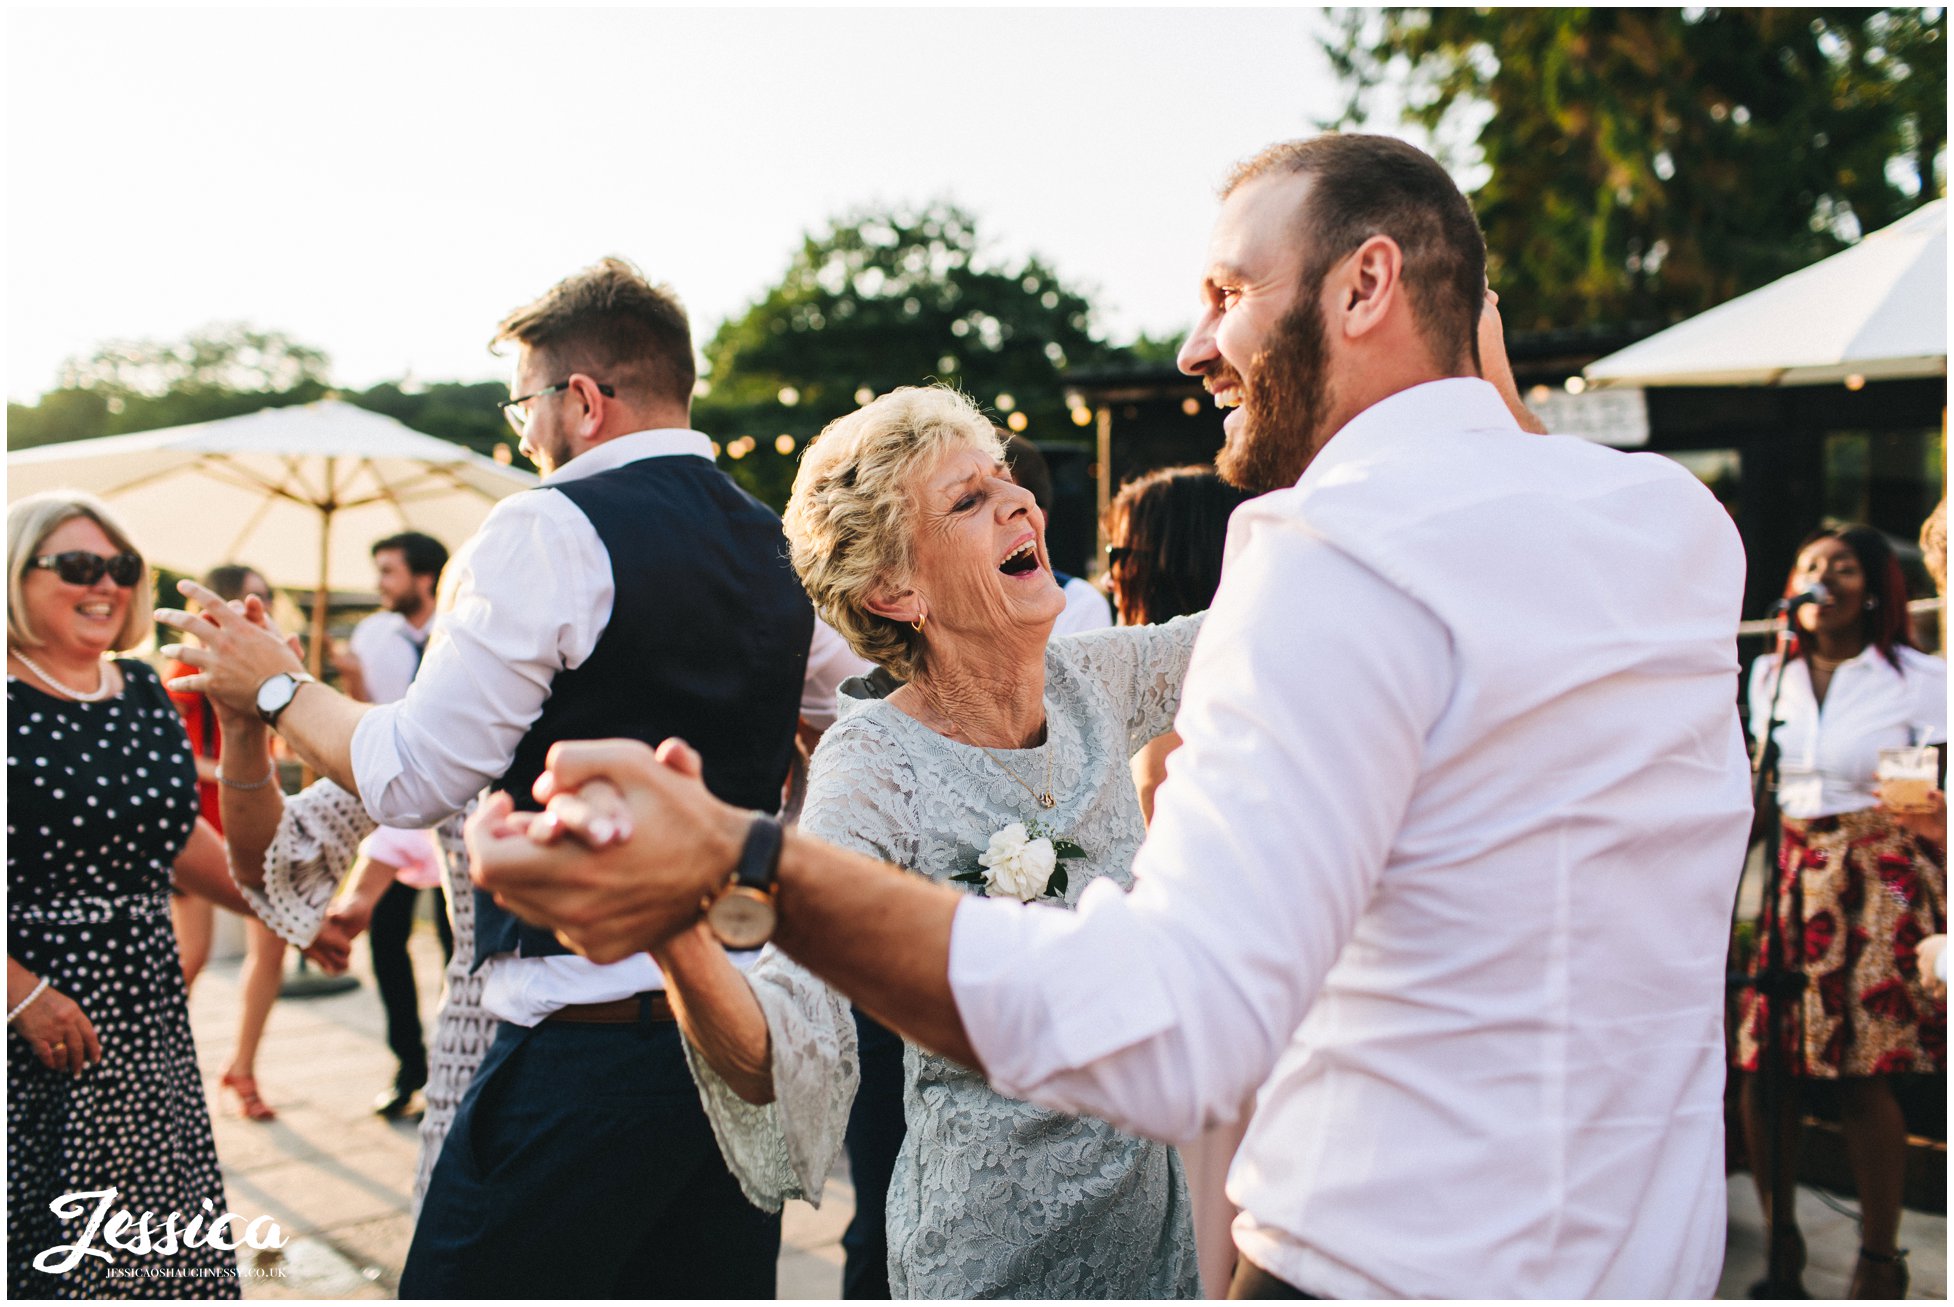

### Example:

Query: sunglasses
xmin=1104 ymin=545 xmax=1134 ymax=569
xmin=30 ymin=550 xmax=144 ymax=587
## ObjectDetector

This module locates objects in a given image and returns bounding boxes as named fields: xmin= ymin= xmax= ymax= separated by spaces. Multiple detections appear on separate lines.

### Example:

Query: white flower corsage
xmin=951 ymin=820 xmax=1085 ymax=902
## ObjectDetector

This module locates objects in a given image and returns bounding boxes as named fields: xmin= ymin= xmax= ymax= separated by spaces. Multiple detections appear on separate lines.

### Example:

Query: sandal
xmin=1848 ymin=1247 xmax=1909 ymax=1300
xmin=1747 ymin=1223 xmax=1807 ymax=1299
xmin=219 ymin=1071 xmax=278 ymax=1122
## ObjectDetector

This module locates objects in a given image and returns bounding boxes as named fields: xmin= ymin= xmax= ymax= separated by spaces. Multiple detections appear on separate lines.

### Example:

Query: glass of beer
xmin=1877 ymin=745 xmax=1939 ymax=814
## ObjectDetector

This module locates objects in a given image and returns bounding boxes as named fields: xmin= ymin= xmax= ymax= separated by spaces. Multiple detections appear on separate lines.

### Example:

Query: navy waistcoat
xmin=473 ymin=453 xmax=814 ymax=967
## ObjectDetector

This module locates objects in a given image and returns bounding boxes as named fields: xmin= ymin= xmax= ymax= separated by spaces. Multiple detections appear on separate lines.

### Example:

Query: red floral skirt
xmin=1735 ymin=808 xmax=1945 ymax=1078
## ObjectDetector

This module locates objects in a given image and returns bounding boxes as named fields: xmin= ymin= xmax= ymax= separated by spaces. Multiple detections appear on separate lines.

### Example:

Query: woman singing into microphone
xmin=1735 ymin=524 xmax=1945 ymax=1299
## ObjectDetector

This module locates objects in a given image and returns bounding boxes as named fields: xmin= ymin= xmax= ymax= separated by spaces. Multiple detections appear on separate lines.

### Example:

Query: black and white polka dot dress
xmin=7 ymin=660 xmax=239 ymax=1299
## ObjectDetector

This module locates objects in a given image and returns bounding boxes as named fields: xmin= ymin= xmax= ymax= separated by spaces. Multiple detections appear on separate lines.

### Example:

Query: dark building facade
xmin=1062 ymin=336 xmax=1946 ymax=624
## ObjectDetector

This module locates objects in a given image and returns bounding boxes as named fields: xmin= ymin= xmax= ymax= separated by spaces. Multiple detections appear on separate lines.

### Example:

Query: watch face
xmin=256 ymin=674 xmax=292 ymax=715
xmin=707 ymin=886 xmax=776 ymax=950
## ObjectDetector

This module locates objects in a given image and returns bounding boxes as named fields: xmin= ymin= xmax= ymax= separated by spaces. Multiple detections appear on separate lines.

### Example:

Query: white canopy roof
xmin=1586 ymin=199 xmax=1946 ymax=387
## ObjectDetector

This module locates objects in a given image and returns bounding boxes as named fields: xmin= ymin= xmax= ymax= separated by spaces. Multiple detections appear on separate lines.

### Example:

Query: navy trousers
xmin=399 ymin=1017 xmax=780 ymax=1299
xmin=840 ymin=1007 xmax=906 ymax=1299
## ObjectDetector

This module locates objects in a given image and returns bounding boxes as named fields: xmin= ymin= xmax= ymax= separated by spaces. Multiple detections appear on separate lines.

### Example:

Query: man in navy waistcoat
xmin=168 ymin=258 xmax=863 ymax=1297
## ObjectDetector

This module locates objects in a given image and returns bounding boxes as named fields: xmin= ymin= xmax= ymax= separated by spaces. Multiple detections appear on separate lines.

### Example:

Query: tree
xmin=7 ymin=324 xmax=333 ymax=449
xmin=1322 ymin=8 xmax=1946 ymax=330
xmin=57 ymin=323 xmax=331 ymax=399
xmin=347 ymin=380 xmax=509 ymax=459
xmin=694 ymin=201 xmax=1120 ymax=508
xmin=6 ymin=325 xmax=513 ymax=459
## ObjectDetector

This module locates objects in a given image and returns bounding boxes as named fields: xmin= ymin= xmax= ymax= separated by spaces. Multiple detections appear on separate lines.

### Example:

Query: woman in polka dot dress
xmin=6 ymin=494 xmax=272 ymax=1298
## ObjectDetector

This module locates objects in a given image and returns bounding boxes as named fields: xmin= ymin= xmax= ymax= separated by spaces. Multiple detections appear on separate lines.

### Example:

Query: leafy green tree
xmin=694 ymin=201 xmax=1120 ymax=508
xmin=1323 ymin=7 xmax=1946 ymax=330
xmin=8 ymin=324 xmax=332 ymax=449
xmin=347 ymin=380 xmax=509 ymax=459
xmin=7 ymin=324 xmax=513 ymax=459
xmin=57 ymin=323 xmax=330 ymax=399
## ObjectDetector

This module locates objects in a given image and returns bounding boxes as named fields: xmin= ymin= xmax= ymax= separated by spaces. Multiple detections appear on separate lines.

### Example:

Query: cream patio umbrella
xmin=1585 ymin=199 xmax=1946 ymax=388
xmin=7 ymin=398 xmax=536 ymax=675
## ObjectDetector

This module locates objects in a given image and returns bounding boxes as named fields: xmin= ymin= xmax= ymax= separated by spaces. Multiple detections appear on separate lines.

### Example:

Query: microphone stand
xmin=1744 ymin=618 xmax=1808 ymax=1298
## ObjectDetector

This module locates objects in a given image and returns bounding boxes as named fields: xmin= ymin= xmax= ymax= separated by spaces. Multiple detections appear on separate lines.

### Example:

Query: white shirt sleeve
xmin=348 ymin=490 xmax=612 ymax=827
xmin=346 ymin=612 xmax=385 ymax=666
xmin=948 ymin=527 xmax=1455 ymax=1143
xmin=1746 ymin=652 xmax=1774 ymax=743
xmin=1904 ymin=649 xmax=1948 ymax=746
xmin=801 ymin=618 xmax=872 ymax=734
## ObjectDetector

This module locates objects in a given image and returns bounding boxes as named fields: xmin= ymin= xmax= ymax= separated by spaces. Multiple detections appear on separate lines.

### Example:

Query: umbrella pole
xmin=309 ymin=532 xmax=329 ymax=679
xmin=310 ymin=457 xmax=336 ymax=681
xmin=299 ymin=475 xmax=335 ymax=791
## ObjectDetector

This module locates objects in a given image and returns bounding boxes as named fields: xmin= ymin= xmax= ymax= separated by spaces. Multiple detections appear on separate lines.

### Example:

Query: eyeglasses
xmin=30 ymin=550 xmax=144 ymax=587
xmin=1104 ymin=544 xmax=1134 ymax=569
xmin=500 ymin=380 xmax=615 ymax=435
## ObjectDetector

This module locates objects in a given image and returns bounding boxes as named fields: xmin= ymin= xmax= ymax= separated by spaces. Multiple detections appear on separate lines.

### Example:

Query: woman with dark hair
xmin=1102 ymin=465 xmax=1250 ymax=823
xmin=1103 ymin=464 xmax=1248 ymax=630
xmin=1736 ymin=523 xmax=1946 ymax=1299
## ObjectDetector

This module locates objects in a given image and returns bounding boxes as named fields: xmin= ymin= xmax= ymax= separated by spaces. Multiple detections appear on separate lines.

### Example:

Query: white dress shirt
xmin=1749 ymin=645 xmax=1946 ymax=818
xmin=349 ymin=604 xmax=442 ymax=875
xmin=347 ymin=608 xmax=431 ymax=707
xmin=346 ymin=428 xmax=867 ymax=1025
xmin=948 ymin=379 xmax=1753 ymax=1298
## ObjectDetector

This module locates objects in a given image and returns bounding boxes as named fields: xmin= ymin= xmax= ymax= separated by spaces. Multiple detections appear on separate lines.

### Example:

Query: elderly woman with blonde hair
xmin=627 ymin=386 xmax=1202 ymax=1298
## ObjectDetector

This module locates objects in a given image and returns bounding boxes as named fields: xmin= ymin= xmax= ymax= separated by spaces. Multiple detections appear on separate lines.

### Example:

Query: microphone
xmin=1772 ymin=582 xmax=1832 ymax=615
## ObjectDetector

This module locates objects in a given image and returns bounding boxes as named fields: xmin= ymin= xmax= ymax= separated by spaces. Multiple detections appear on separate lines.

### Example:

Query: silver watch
xmin=254 ymin=671 xmax=317 ymax=728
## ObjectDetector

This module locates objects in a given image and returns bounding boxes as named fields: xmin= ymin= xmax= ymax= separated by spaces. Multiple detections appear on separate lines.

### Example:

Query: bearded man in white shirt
xmin=470 ymin=137 xmax=1755 ymax=1299
xmin=331 ymin=530 xmax=456 ymax=1121
xmin=161 ymin=258 xmax=869 ymax=1298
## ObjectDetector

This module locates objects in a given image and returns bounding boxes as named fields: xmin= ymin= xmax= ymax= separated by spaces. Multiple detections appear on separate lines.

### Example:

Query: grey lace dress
xmin=685 ymin=617 xmax=1204 ymax=1299
xmin=235 ymin=782 xmax=484 ymax=1214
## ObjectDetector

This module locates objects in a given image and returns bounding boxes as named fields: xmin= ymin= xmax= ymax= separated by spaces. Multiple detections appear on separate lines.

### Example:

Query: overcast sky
xmin=6 ymin=6 xmax=1349 ymax=404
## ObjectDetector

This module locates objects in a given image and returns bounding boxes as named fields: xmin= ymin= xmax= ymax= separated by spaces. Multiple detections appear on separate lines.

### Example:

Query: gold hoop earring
xmin=911 ymin=612 xmax=927 ymax=633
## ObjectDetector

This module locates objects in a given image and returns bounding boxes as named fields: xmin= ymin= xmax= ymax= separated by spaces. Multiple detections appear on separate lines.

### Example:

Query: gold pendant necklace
xmin=924 ymin=691 xmax=1056 ymax=809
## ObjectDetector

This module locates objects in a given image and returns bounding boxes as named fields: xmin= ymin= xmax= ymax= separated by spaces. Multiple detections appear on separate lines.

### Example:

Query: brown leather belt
xmin=542 ymin=992 xmax=676 ymax=1025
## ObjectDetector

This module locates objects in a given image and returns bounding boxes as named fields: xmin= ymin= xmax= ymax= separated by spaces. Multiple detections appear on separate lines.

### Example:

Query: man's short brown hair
xmin=493 ymin=257 xmax=696 ymax=409
xmin=1224 ymin=135 xmax=1486 ymax=373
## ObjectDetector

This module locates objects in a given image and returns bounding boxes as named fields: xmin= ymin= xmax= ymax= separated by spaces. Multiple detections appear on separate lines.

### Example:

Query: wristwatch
xmin=705 ymin=815 xmax=783 ymax=949
xmin=254 ymin=671 xmax=317 ymax=729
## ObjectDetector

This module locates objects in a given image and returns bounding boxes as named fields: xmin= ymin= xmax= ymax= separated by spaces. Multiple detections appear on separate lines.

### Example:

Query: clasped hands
xmin=153 ymin=582 xmax=354 ymax=973
xmin=156 ymin=579 xmax=308 ymax=720
xmin=465 ymin=738 xmax=750 ymax=963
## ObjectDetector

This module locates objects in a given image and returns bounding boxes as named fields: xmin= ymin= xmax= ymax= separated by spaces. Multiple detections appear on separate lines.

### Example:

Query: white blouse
xmin=1748 ymin=644 xmax=1947 ymax=818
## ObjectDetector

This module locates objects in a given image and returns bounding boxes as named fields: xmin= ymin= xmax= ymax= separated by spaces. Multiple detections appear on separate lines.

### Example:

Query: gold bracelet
xmin=217 ymin=766 xmax=277 ymax=791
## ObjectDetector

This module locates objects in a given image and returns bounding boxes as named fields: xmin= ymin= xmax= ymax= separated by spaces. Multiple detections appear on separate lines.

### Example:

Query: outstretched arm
xmin=1480 ymin=289 xmax=1548 ymax=434
xmin=468 ymin=739 xmax=983 ymax=1069
xmin=216 ymin=714 xmax=283 ymax=893
xmin=473 ymin=524 xmax=1446 ymax=1144
xmin=172 ymin=817 xmax=254 ymax=915
xmin=658 ymin=925 xmax=778 ymax=1104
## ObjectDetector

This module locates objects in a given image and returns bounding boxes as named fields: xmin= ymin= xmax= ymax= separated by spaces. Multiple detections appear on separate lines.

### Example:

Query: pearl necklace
xmin=9 ymin=650 xmax=114 ymax=702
